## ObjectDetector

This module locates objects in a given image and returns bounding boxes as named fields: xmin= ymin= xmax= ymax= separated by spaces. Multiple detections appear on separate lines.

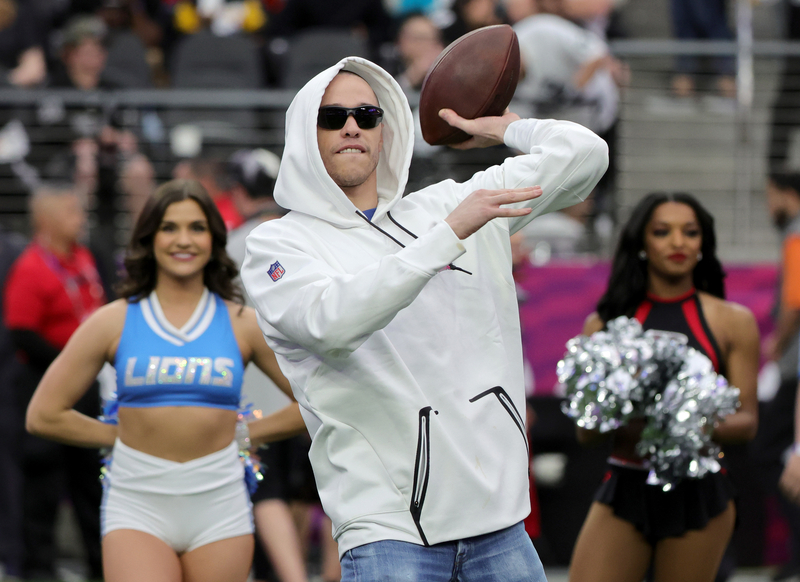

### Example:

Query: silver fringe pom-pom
xmin=557 ymin=316 xmax=740 ymax=490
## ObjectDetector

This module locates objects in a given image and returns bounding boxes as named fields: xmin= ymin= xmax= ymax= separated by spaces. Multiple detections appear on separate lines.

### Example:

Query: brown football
xmin=419 ymin=24 xmax=520 ymax=146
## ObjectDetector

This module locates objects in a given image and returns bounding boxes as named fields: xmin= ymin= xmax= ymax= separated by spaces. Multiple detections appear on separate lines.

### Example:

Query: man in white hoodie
xmin=241 ymin=57 xmax=608 ymax=580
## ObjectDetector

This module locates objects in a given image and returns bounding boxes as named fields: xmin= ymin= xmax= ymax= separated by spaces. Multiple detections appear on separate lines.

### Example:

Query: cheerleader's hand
xmin=780 ymin=453 xmax=800 ymax=504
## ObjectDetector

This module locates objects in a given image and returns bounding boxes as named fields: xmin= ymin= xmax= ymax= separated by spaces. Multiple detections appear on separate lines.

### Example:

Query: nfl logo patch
xmin=268 ymin=261 xmax=285 ymax=281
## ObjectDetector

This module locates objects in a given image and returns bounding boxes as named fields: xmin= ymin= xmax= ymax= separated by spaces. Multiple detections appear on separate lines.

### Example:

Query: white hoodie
xmin=241 ymin=57 xmax=608 ymax=556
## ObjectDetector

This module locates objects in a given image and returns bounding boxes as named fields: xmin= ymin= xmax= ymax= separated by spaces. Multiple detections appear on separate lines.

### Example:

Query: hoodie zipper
xmin=355 ymin=210 xmax=472 ymax=275
xmin=469 ymin=386 xmax=529 ymax=455
xmin=410 ymin=406 xmax=434 ymax=545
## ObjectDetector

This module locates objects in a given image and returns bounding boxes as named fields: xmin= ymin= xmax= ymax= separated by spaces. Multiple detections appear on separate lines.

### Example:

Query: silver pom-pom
xmin=558 ymin=316 xmax=740 ymax=490
xmin=637 ymin=349 xmax=739 ymax=490
xmin=558 ymin=316 xmax=667 ymax=432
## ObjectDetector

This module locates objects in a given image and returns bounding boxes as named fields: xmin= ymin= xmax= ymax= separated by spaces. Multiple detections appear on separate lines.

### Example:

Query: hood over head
xmin=274 ymin=57 xmax=415 ymax=228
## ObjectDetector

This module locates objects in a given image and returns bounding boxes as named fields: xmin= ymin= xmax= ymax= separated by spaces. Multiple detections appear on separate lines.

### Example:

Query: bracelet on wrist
xmin=792 ymin=443 xmax=800 ymax=457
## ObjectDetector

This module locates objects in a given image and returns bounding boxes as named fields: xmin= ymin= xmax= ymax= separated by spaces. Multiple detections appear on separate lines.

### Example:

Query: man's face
xmin=398 ymin=16 xmax=442 ymax=62
xmin=767 ymin=179 xmax=794 ymax=230
xmin=316 ymin=73 xmax=383 ymax=192
xmin=46 ymin=193 xmax=86 ymax=244
xmin=65 ymin=38 xmax=107 ymax=88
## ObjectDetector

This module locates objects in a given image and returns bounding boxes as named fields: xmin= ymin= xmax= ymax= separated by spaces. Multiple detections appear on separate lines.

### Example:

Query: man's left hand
xmin=438 ymin=108 xmax=521 ymax=150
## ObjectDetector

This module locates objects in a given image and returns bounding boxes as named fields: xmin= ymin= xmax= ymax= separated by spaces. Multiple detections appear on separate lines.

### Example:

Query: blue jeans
xmin=340 ymin=522 xmax=547 ymax=582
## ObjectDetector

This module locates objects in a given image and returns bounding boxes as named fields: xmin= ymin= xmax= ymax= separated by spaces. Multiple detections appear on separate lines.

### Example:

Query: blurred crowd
xmin=0 ymin=0 xmax=637 ymax=273
xmin=0 ymin=0 xmax=754 ymax=266
xmin=0 ymin=0 xmax=754 ymax=261
xmin=0 ymin=0 xmax=628 ymax=91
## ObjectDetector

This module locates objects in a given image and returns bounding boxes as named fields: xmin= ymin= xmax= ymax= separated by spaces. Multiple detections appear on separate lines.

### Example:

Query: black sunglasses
xmin=317 ymin=106 xmax=384 ymax=130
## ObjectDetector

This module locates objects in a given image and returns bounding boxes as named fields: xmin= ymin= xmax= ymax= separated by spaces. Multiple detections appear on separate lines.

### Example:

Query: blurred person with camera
xmin=47 ymin=14 xmax=141 ymax=158
xmin=39 ymin=14 xmax=149 ymax=294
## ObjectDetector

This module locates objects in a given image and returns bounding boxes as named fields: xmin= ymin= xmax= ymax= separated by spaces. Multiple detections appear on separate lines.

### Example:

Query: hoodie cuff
xmin=504 ymin=118 xmax=540 ymax=152
xmin=398 ymin=220 xmax=466 ymax=276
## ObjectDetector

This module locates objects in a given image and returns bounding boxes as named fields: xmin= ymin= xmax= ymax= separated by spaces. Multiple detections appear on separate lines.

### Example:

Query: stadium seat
xmin=167 ymin=30 xmax=263 ymax=147
xmin=282 ymin=28 xmax=368 ymax=89
xmin=171 ymin=30 xmax=262 ymax=90
xmin=103 ymin=31 xmax=152 ymax=89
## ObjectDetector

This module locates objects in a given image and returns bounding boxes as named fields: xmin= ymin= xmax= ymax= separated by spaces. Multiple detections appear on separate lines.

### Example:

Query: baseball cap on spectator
xmin=227 ymin=149 xmax=281 ymax=199
xmin=61 ymin=15 xmax=108 ymax=50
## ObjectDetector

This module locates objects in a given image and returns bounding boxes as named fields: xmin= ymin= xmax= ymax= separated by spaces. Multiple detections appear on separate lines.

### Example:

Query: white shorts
xmin=101 ymin=439 xmax=254 ymax=553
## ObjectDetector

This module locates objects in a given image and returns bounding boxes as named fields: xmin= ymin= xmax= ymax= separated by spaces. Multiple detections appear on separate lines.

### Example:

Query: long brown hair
xmin=115 ymin=178 xmax=243 ymax=303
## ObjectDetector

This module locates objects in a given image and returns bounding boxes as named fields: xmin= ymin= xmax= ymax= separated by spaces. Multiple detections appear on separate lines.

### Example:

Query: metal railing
xmin=1 ymin=34 xmax=799 ymax=262
xmin=605 ymin=37 xmax=800 ymax=262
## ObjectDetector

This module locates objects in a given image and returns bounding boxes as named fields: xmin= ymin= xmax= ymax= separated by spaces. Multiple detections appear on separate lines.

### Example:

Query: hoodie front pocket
xmin=410 ymin=406 xmax=433 ymax=545
xmin=469 ymin=386 xmax=529 ymax=455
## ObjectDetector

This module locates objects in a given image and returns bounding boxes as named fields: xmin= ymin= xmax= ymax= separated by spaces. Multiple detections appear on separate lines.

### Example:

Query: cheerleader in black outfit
xmin=569 ymin=192 xmax=759 ymax=582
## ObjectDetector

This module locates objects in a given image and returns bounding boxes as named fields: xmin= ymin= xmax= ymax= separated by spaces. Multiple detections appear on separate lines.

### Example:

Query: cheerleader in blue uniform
xmin=569 ymin=192 xmax=759 ymax=582
xmin=25 ymin=179 xmax=306 ymax=582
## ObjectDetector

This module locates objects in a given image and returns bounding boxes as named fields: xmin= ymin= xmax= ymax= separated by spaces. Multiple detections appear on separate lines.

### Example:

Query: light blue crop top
xmin=114 ymin=289 xmax=244 ymax=410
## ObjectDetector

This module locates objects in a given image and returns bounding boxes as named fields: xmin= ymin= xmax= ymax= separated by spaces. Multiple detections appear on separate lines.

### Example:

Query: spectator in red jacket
xmin=3 ymin=182 xmax=106 ymax=580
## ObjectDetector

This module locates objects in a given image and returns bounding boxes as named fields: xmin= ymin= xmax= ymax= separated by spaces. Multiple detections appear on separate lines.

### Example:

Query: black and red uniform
xmin=594 ymin=289 xmax=735 ymax=545
xmin=634 ymin=288 xmax=724 ymax=375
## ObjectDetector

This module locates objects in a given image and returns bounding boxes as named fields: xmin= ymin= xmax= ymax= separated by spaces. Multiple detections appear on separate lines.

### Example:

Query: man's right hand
xmin=445 ymin=186 xmax=542 ymax=240
xmin=438 ymin=108 xmax=520 ymax=150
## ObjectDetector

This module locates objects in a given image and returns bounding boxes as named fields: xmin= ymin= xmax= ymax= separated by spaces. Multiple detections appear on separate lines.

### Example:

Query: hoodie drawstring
xmin=355 ymin=211 xmax=472 ymax=275
xmin=387 ymin=212 xmax=419 ymax=240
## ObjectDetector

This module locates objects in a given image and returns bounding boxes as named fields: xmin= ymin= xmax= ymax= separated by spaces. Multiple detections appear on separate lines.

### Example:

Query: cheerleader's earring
xmin=697 ymin=251 xmax=703 ymax=261
xmin=638 ymin=250 xmax=647 ymax=261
